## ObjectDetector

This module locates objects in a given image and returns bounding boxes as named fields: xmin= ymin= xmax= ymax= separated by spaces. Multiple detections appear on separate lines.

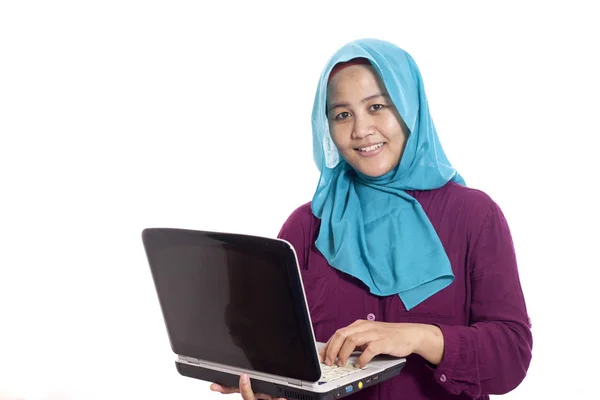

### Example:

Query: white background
xmin=1 ymin=1 xmax=598 ymax=399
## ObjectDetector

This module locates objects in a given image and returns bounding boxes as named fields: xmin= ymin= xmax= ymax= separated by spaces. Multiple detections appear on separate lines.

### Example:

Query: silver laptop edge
xmin=177 ymin=346 xmax=402 ymax=393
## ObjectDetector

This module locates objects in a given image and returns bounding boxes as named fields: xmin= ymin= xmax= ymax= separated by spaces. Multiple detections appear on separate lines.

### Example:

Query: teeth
xmin=358 ymin=143 xmax=383 ymax=152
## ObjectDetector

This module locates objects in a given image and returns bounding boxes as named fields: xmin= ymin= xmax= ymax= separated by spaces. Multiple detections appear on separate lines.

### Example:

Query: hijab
xmin=311 ymin=38 xmax=465 ymax=310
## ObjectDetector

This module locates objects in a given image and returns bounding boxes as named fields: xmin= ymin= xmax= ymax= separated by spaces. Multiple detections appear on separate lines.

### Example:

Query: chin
xmin=357 ymin=166 xmax=394 ymax=178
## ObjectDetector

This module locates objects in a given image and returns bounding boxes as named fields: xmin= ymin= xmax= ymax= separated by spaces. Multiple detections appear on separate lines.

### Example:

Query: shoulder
xmin=277 ymin=202 xmax=319 ymax=265
xmin=444 ymin=181 xmax=499 ymax=211
xmin=416 ymin=181 xmax=500 ymax=216
xmin=277 ymin=201 xmax=318 ymax=241
xmin=411 ymin=182 xmax=509 ymax=238
xmin=282 ymin=201 xmax=315 ymax=225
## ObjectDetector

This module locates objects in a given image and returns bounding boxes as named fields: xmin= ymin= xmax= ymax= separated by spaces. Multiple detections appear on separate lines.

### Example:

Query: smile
xmin=356 ymin=143 xmax=384 ymax=152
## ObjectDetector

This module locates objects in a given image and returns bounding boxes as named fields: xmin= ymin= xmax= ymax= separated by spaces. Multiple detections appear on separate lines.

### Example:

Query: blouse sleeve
xmin=432 ymin=201 xmax=533 ymax=397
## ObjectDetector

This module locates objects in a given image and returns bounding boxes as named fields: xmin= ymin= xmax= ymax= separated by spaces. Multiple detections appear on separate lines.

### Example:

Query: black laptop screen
xmin=143 ymin=228 xmax=321 ymax=382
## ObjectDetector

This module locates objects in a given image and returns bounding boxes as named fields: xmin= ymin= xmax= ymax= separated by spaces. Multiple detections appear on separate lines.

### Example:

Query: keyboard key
xmin=319 ymin=361 xmax=365 ymax=382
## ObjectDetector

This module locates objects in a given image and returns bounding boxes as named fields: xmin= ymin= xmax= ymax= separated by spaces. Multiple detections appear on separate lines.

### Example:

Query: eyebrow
xmin=327 ymin=92 xmax=390 ymax=114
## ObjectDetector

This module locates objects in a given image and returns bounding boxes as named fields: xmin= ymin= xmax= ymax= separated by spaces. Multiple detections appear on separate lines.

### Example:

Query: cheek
xmin=329 ymin=126 xmax=351 ymax=148
xmin=380 ymin=111 xmax=406 ymax=139
xmin=382 ymin=125 xmax=407 ymax=158
xmin=384 ymin=121 xmax=407 ymax=144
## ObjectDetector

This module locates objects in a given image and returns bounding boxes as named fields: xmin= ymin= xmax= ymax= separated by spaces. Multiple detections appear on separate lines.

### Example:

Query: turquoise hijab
xmin=311 ymin=38 xmax=465 ymax=310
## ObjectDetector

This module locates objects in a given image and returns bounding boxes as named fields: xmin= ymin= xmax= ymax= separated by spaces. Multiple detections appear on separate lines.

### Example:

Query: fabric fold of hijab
xmin=310 ymin=38 xmax=465 ymax=310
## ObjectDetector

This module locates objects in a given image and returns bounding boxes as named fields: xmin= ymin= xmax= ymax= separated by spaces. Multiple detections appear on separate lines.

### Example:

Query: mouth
xmin=355 ymin=142 xmax=384 ymax=154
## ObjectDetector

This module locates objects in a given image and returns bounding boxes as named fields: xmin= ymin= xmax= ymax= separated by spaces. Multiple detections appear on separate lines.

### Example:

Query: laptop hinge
xmin=178 ymin=355 xmax=200 ymax=365
xmin=286 ymin=378 xmax=302 ymax=387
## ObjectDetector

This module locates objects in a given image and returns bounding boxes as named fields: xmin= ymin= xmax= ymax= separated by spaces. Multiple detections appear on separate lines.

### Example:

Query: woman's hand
xmin=209 ymin=374 xmax=287 ymax=400
xmin=319 ymin=320 xmax=444 ymax=368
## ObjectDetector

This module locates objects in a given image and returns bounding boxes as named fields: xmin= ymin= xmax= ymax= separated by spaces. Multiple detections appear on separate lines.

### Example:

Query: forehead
xmin=327 ymin=64 xmax=385 ymax=100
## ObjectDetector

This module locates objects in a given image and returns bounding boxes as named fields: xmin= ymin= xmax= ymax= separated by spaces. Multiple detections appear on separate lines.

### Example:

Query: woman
xmin=211 ymin=38 xmax=532 ymax=400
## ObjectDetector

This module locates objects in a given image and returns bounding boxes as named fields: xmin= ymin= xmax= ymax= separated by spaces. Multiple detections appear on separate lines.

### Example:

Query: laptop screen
xmin=143 ymin=228 xmax=321 ymax=382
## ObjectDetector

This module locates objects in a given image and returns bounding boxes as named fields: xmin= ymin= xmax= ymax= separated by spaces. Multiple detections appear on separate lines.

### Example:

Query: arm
xmin=431 ymin=202 xmax=533 ymax=397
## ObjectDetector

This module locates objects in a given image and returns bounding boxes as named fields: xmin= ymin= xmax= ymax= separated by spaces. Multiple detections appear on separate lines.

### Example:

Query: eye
xmin=369 ymin=104 xmax=385 ymax=112
xmin=334 ymin=111 xmax=352 ymax=120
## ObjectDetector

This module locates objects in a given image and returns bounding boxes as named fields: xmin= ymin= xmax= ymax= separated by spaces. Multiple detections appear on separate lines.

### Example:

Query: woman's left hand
xmin=319 ymin=320 xmax=444 ymax=368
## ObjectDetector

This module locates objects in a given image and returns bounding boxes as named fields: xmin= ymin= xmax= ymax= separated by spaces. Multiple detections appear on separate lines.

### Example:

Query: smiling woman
xmin=210 ymin=38 xmax=533 ymax=400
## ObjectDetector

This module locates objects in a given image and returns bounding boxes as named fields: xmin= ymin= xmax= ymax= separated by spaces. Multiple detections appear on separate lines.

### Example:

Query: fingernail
xmin=241 ymin=374 xmax=249 ymax=384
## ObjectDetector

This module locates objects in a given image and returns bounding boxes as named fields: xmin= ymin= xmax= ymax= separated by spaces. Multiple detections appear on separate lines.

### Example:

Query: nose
xmin=352 ymin=113 xmax=376 ymax=139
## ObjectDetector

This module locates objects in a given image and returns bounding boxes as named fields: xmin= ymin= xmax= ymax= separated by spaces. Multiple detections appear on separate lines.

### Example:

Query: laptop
xmin=141 ymin=227 xmax=406 ymax=400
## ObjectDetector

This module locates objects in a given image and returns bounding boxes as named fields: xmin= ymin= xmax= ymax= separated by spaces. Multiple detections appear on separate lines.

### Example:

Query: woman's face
xmin=326 ymin=64 xmax=408 ymax=177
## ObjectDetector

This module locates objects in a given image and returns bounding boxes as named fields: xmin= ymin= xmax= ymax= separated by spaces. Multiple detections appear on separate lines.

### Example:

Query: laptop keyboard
xmin=319 ymin=361 xmax=365 ymax=383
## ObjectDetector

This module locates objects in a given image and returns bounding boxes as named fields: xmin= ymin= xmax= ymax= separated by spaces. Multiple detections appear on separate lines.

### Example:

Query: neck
xmin=355 ymin=165 xmax=399 ymax=185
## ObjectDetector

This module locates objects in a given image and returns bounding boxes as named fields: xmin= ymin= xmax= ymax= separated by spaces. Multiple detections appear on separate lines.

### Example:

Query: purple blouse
xmin=277 ymin=182 xmax=532 ymax=400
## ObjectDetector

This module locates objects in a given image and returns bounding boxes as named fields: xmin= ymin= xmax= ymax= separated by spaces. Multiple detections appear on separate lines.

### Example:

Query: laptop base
xmin=176 ymin=360 xmax=405 ymax=400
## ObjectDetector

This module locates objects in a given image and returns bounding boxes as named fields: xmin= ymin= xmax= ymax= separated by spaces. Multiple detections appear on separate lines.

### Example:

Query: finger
xmin=357 ymin=342 xmax=383 ymax=368
xmin=337 ymin=331 xmax=379 ymax=366
xmin=319 ymin=337 xmax=333 ymax=363
xmin=325 ymin=323 xmax=371 ymax=366
xmin=209 ymin=383 xmax=222 ymax=392
xmin=209 ymin=383 xmax=239 ymax=394
xmin=325 ymin=328 xmax=354 ymax=365
xmin=239 ymin=374 xmax=256 ymax=400
xmin=323 ymin=331 xmax=343 ymax=365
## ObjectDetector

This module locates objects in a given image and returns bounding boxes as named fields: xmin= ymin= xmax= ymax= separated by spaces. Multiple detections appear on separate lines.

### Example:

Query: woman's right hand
xmin=209 ymin=374 xmax=287 ymax=400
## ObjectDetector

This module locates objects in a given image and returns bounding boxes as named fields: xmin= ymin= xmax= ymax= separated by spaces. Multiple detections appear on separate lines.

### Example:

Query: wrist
xmin=414 ymin=324 xmax=444 ymax=365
